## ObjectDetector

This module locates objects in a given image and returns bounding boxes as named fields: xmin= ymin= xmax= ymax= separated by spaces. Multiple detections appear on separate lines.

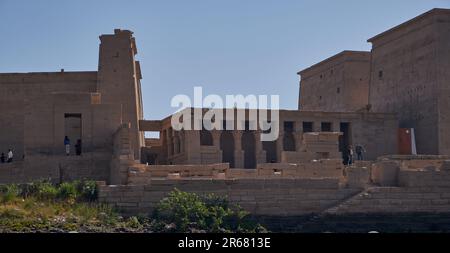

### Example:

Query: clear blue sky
xmin=1 ymin=0 xmax=449 ymax=120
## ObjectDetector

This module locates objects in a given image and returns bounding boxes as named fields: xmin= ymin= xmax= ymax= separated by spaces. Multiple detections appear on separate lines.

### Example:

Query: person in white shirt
xmin=64 ymin=136 xmax=71 ymax=156
xmin=7 ymin=149 xmax=13 ymax=163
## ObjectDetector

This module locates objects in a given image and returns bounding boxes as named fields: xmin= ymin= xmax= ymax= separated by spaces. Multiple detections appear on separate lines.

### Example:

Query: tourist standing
xmin=75 ymin=139 xmax=82 ymax=156
xmin=0 ymin=153 xmax=5 ymax=163
xmin=7 ymin=149 xmax=13 ymax=163
xmin=347 ymin=145 xmax=354 ymax=165
xmin=355 ymin=144 xmax=366 ymax=161
xmin=64 ymin=136 xmax=71 ymax=156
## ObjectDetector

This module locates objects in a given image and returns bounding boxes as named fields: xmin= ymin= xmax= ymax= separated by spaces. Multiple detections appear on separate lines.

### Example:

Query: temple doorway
xmin=220 ymin=131 xmax=235 ymax=168
xmin=242 ymin=131 xmax=256 ymax=169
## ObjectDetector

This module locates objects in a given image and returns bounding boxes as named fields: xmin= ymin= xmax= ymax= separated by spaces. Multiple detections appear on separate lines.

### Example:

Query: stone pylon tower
xmin=97 ymin=29 xmax=144 ymax=160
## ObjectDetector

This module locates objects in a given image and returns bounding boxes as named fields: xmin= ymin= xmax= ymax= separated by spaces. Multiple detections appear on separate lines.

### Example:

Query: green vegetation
xmin=154 ymin=189 xmax=266 ymax=233
xmin=0 ymin=181 xmax=266 ymax=233
xmin=0 ymin=180 xmax=136 ymax=232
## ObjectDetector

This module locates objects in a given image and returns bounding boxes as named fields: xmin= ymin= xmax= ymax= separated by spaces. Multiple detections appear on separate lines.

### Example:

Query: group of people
xmin=1 ymin=136 xmax=81 ymax=163
xmin=345 ymin=144 xmax=366 ymax=165
xmin=64 ymin=136 xmax=82 ymax=156
xmin=0 ymin=149 xmax=14 ymax=163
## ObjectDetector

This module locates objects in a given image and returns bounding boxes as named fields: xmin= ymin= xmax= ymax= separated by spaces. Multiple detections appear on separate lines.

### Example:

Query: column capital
xmin=211 ymin=130 xmax=222 ymax=137
xmin=232 ymin=130 xmax=244 ymax=138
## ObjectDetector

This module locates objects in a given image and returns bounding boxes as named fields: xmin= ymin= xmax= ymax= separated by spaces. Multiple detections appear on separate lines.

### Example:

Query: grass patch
xmin=0 ymin=181 xmax=266 ymax=233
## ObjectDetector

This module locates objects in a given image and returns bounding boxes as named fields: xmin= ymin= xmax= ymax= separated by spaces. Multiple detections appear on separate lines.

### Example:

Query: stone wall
xmin=437 ymin=11 xmax=450 ymax=156
xmin=0 ymin=30 xmax=148 ymax=184
xmin=399 ymin=161 xmax=450 ymax=187
xmin=97 ymin=179 xmax=360 ymax=216
xmin=123 ymin=158 xmax=343 ymax=186
xmin=370 ymin=155 xmax=450 ymax=186
xmin=0 ymin=72 xmax=98 ymax=160
xmin=378 ymin=155 xmax=450 ymax=169
xmin=0 ymin=78 xmax=127 ymax=185
xmin=0 ymin=153 xmax=111 ymax=184
xmin=257 ymin=159 xmax=343 ymax=179
xmin=127 ymin=163 xmax=228 ymax=185
xmin=368 ymin=9 xmax=450 ymax=155
xmin=298 ymin=51 xmax=371 ymax=112
xmin=97 ymin=155 xmax=450 ymax=217
xmin=0 ymin=162 xmax=25 ymax=184
xmin=313 ymin=160 xmax=450 ymax=215
xmin=110 ymin=123 xmax=135 ymax=185
xmin=278 ymin=132 xmax=342 ymax=162
xmin=342 ymin=165 xmax=371 ymax=188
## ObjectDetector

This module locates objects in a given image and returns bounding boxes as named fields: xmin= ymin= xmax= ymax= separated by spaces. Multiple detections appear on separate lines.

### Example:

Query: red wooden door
xmin=398 ymin=128 xmax=412 ymax=155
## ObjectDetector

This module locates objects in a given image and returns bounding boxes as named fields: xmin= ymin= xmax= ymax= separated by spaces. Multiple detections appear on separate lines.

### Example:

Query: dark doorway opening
xmin=283 ymin=121 xmax=296 ymax=151
xmin=144 ymin=153 xmax=158 ymax=165
xmin=339 ymin=122 xmax=351 ymax=164
xmin=263 ymin=141 xmax=277 ymax=163
xmin=220 ymin=131 xmax=235 ymax=168
xmin=200 ymin=128 xmax=213 ymax=146
xmin=242 ymin=131 xmax=256 ymax=169
xmin=64 ymin=114 xmax=82 ymax=155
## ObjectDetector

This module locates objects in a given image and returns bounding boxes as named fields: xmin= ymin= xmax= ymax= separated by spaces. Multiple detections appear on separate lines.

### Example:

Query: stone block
xmin=371 ymin=161 xmax=399 ymax=186
xmin=440 ymin=160 xmax=450 ymax=171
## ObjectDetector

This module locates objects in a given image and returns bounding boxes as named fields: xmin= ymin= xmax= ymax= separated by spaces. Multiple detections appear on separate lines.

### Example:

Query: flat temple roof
xmin=297 ymin=50 xmax=370 ymax=76
xmin=367 ymin=8 xmax=450 ymax=43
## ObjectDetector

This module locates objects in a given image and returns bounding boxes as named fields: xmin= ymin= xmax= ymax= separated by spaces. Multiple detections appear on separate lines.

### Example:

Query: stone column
xmin=255 ymin=131 xmax=266 ymax=164
xmin=276 ymin=130 xmax=284 ymax=163
xmin=332 ymin=120 xmax=340 ymax=132
xmin=295 ymin=122 xmax=304 ymax=152
xmin=233 ymin=131 xmax=244 ymax=168
xmin=173 ymin=131 xmax=180 ymax=154
xmin=314 ymin=121 xmax=322 ymax=132
xmin=179 ymin=130 xmax=185 ymax=154
xmin=212 ymin=130 xmax=223 ymax=163
xmin=185 ymin=130 xmax=201 ymax=164
xmin=166 ymin=129 xmax=173 ymax=158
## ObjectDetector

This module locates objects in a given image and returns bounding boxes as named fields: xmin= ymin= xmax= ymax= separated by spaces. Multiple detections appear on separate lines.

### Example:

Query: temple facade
xmin=1 ymin=9 xmax=450 ymax=184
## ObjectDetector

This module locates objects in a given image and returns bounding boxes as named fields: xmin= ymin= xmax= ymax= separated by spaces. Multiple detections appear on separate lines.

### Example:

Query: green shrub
xmin=35 ymin=181 xmax=58 ymax=200
xmin=16 ymin=179 xmax=51 ymax=199
xmin=58 ymin=182 xmax=78 ymax=200
xmin=0 ymin=184 xmax=21 ymax=203
xmin=153 ymin=189 xmax=265 ymax=233
xmin=154 ymin=189 xmax=206 ymax=231
xmin=79 ymin=180 xmax=98 ymax=201
xmin=2 ymin=180 xmax=98 ymax=203
xmin=19 ymin=183 xmax=39 ymax=198
xmin=96 ymin=204 xmax=118 ymax=225
xmin=126 ymin=216 xmax=142 ymax=229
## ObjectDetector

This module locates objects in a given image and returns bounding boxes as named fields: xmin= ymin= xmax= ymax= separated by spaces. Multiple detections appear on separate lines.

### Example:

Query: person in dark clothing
xmin=342 ymin=151 xmax=349 ymax=165
xmin=355 ymin=144 xmax=366 ymax=161
xmin=0 ymin=153 xmax=5 ymax=163
xmin=75 ymin=139 xmax=82 ymax=156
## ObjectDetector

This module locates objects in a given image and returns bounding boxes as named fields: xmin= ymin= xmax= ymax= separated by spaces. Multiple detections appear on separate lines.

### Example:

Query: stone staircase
xmin=321 ymin=188 xmax=369 ymax=214
xmin=305 ymin=187 xmax=367 ymax=222
xmin=311 ymin=185 xmax=450 ymax=216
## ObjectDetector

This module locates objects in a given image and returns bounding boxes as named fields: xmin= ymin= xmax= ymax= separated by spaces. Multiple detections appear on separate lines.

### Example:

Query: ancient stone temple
xmin=298 ymin=8 xmax=450 ymax=156
xmin=0 ymin=29 xmax=144 ymax=182
xmin=140 ymin=109 xmax=397 ymax=168
xmin=2 ymin=10 xmax=450 ymax=225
